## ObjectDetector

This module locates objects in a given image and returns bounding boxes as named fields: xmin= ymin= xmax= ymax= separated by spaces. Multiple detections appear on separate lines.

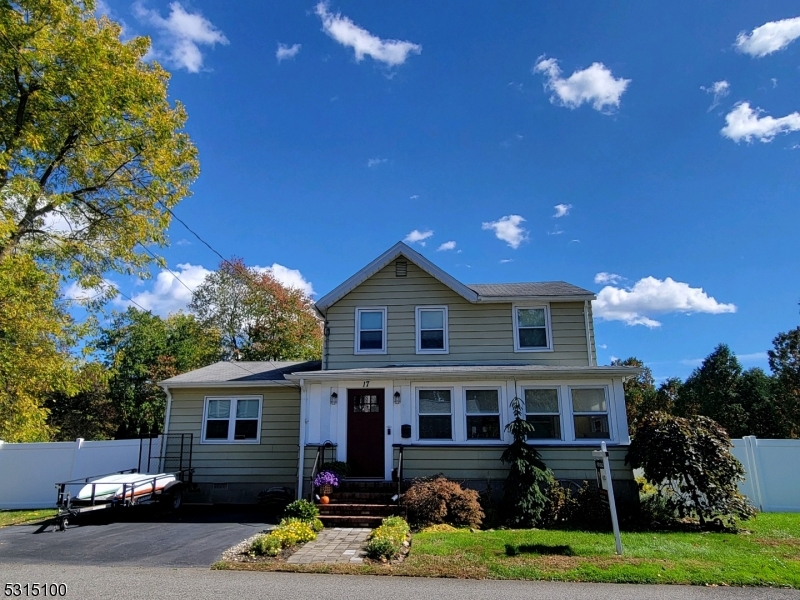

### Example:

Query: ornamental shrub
xmin=251 ymin=534 xmax=282 ymax=557
xmin=280 ymin=516 xmax=324 ymax=533
xmin=401 ymin=476 xmax=483 ymax=529
xmin=270 ymin=519 xmax=316 ymax=546
xmin=627 ymin=411 xmax=756 ymax=528
xmin=365 ymin=516 xmax=410 ymax=560
xmin=283 ymin=499 xmax=319 ymax=521
xmin=501 ymin=396 xmax=554 ymax=527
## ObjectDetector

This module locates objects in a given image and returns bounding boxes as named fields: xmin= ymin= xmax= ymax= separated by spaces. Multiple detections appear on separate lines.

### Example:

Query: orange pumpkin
xmin=320 ymin=495 xmax=330 ymax=505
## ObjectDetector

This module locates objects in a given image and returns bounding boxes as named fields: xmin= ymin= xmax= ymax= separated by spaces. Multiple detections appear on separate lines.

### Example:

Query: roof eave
xmin=159 ymin=380 xmax=299 ymax=389
xmin=314 ymin=241 xmax=478 ymax=312
xmin=477 ymin=294 xmax=597 ymax=303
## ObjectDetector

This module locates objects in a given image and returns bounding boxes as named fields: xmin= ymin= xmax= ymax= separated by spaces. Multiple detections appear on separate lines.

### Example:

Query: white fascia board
xmin=314 ymin=241 xmax=479 ymax=312
xmin=158 ymin=381 xmax=298 ymax=389
xmin=286 ymin=366 xmax=641 ymax=382
xmin=476 ymin=295 xmax=596 ymax=303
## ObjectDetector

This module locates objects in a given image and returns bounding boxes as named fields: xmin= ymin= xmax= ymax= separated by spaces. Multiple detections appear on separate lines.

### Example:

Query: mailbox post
xmin=593 ymin=441 xmax=623 ymax=555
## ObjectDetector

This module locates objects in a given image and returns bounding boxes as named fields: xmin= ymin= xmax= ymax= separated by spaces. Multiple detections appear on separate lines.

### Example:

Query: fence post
xmin=743 ymin=436 xmax=764 ymax=511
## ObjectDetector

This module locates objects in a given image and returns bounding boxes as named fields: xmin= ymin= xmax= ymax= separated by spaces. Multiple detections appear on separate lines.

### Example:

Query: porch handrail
xmin=396 ymin=444 xmax=404 ymax=499
xmin=308 ymin=440 xmax=333 ymax=500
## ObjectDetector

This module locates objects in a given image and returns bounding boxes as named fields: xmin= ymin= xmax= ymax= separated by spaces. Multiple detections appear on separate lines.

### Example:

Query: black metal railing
xmin=308 ymin=440 xmax=334 ymax=499
xmin=395 ymin=444 xmax=404 ymax=499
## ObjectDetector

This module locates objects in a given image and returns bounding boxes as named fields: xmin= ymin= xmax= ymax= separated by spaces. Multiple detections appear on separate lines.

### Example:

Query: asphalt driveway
xmin=0 ymin=506 xmax=270 ymax=567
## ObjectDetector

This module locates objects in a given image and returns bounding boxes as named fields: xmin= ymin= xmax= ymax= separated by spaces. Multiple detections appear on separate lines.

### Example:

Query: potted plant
xmin=314 ymin=470 xmax=339 ymax=498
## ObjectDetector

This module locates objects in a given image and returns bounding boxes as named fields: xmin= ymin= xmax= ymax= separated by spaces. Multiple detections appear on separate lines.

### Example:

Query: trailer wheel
xmin=170 ymin=490 xmax=183 ymax=511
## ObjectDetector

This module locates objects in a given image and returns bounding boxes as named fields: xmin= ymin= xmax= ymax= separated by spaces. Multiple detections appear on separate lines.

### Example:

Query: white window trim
xmin=522 ymin=386 xmax=564 ymax=442
xmin=463 ymin=386 xmax=503 ymax=442
xmin=512 ymin=304 xmax=554 ymax=353
xmin=415 ymin=305 xmax=449 ymax=355
xmin=354 ymin=307 xmax=388 ymax=355
xmin=201 ymin=395 xmax=263 ymax=444
xmin=569 ymin=385 xmax=613 ymax=442
xmin=415 ymin=387 xmax=455 ymax=442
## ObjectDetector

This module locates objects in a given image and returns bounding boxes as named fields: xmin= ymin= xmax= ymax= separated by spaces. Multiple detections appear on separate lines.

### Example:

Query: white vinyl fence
xmin=732 ymin=437 xmax=800 ymax=513
xmin=0 ymin=437 xmax=160 ymax=509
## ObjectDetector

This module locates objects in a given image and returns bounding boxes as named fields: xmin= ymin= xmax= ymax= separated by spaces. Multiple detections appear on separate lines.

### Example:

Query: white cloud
xmin=258 ymin=263 xmax=315 ymax=296
xmin=437 ymin=241 xmax=456 ymax=251
xmin=721 ymin=102 xmax=800 ymax=143
xmin=276 ymin=43 xmax=301 ymax=62
xmin=64 ymin=280 xmax=117 ymax=303
xmin=594 ymin=272 xmax=623 ymax=285
xmin=499 ymin=259 xmax=513 ymax=264
xmin=739 ymin=352 xmax=768 ymax=363
xmin=599 ymin=343 xmax=608 ymax=350
xmin=533 ymin=56 xmax=630 ymax=112
xmin=701 ymin=80 xmax=730 ymax=111
xmin=735 ymin=16 xmax=800 ymax=58
xmin=482 ymin=215 xmax=528 ymax=249
xmin=121 ymin=263 xmax=212 ymax=316
xmin=409 ymin=194 xmax=419 ymax=200
xmin=314 ymin=2 xmax=421 ymax=67
xmin=553 ymin=203 xmax=572 ymax=218
xmin=367 ymin=157 xmax=388 ymax=168
xmin=133 ymin=1 xmax=228 ymax=73
xmin=175 ymin=238 xmax=191 ymax=246
xmin=593 ymin=276 xmax=737 ymax=328
xmin=404 ymin=229 xmax=433 ymax=246
xmin=547 ymin=226 xmax=564 ymax=236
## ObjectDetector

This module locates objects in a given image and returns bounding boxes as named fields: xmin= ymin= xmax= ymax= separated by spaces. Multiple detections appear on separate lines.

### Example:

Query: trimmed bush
xmin=627 ymin=411 xmax=756 ymax=528
xmin=250 ymin=517 xmax=318 ymax=557
xmin=280 ymin=516 xmax=324 ymax=533
xmin=365 ymin=516 xmax=410 ymax=560
xmin=401 ymin=476 xmax=483 ymax=529
xmin=283 ymin=499 xmax=319 ymax=521
xmin=251 ymin=534 xmax=282 ymax=557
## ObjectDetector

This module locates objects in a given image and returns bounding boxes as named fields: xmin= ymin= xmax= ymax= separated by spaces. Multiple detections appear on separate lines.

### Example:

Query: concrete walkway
xmin=287 ymin=527 xmax=370 ymax=564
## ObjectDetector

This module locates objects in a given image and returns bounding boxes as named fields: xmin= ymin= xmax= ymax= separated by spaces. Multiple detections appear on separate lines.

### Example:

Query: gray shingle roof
xmin=160 ymin=360 xmax=321 ymax=385
xmin=468 ymin=281 xmax=593 ymax=298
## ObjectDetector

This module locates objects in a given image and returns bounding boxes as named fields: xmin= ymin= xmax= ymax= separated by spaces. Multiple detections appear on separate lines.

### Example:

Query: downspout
xmin=323 ymin=320 xmax=330 ymax=371
xmin=160 ymin=385 xmax=173 ymax=474
xmin=296 ymin=378 xmax=307 ymax=500
xmin=583 ymin=300 xmax=594 ymax=366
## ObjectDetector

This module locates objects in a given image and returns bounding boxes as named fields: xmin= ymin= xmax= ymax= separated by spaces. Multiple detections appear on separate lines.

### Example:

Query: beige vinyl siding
xmin=167 ymin=386 xmax=301 ymax=485
xmin=392 ymin=446 xmax=633 ymax=482
xmin=325 ymin=261 xmax=592 ymax=369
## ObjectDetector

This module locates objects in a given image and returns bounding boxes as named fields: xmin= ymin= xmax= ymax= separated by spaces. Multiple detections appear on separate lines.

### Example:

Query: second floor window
xmin=514 ymin=306 xmax=552 ymax=351
xmin=416 ymin=306 xmax=448 ymax=353
xmin=355 ymin=307 xmax=387 ymax=354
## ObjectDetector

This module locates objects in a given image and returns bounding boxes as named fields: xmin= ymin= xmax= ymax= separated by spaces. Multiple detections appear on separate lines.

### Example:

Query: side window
xmin=571 ymin=388 xmax=610 ymax=439
xmin=416 ymin=306 xmax=448 ymax=354
xmin=355 ymin=308 xmax=387 ymax=354
xmin=465 ymin=389 xmax=501 ymax=439
xmin=524 ymin=388 xmax=562 ymax=440
xmin=514 ymin=306 xmax=552 ymax=351
xmin=418 ymin=390 xmax=452 ymax=440
xmin=203 ymin=397 xmax=262 ymax=443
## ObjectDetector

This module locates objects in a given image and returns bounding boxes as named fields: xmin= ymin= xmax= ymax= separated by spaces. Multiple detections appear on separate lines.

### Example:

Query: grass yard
xmin=217 ymin=513 xmax=800 ymax=587
xmin=0 ymin=509 xmax=57 ymax=528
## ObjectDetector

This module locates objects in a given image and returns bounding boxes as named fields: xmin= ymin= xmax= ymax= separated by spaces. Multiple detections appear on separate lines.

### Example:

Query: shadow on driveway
xmin=0 ymin=506 xmax=272 ymax=567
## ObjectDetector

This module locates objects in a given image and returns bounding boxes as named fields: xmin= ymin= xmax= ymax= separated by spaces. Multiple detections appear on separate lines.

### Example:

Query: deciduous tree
xmin=611 ymin=356 xmax=656 ymax=426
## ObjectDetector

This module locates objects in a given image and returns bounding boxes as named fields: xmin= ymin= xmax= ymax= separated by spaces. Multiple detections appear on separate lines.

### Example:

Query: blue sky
xmin=86 ymin=1 xmax=800 ymax=381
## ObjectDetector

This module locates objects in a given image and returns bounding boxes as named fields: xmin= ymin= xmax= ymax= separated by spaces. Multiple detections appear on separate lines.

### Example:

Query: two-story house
xmin=160 ymin=242 xmax=640 ymax=506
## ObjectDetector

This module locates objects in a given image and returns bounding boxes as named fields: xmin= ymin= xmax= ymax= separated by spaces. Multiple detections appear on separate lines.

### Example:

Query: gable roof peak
xmin=314 ymin=241 xmax=478 ymax=312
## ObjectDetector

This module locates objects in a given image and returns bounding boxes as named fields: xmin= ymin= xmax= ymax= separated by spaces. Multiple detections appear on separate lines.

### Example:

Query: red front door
xmin=347 ymin=389 xmax=385 ymax=478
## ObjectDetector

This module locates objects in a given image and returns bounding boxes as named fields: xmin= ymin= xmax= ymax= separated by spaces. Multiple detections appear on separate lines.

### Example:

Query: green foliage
xmin=279 ymin=516 xmax=323 ymax=533
xmin=0 ymin=254 xmax=80 ymax=441
xmin=319 ymin=460 xmax=349 ymax=478
xmin=97 ymin=308 xmax=221 ymax=435
xmin=611 ymin=357 xmax=656 ymax=426
xmin=46 ymin=362 xmax=118 ymax=440
xmin=282 ymin=499 xmax=319 ymax=521
xmin=401 ymin=476 xmax=483 ymax=529
xmin=250 ymin=518 xmax=318 ymax=556
xmin=189 ymin=259 xmax=322 ymax=362
xmin=365 ymin=516 xmax=410 ymax=560
xmin=500 ymin=395 xmax=554 ymax=527
xmin=250 ymin=534 xmax=282 ymax=557
xmin=0 ymin=0 xmax=198 ymax=284
xmin=768 ymin=325 xmax=800 ymax=438
xmin=627 ymin=411 xmax=755 ymax=528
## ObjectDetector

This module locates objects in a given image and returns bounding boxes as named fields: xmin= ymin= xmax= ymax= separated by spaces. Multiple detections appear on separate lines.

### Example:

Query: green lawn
xmin=0 ymin=509 xmax=57 ymax=528
xmin=218 ymin=513 xmax=800 ymax=587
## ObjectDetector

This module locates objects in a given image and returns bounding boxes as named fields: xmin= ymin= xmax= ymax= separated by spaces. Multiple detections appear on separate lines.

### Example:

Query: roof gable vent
xmin=395 ymin=260 xmax=408 ymax=277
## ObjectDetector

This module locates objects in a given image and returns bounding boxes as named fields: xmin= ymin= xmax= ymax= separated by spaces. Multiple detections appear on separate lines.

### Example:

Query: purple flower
xmin=314 ymin=470 xmax=339 ymax=488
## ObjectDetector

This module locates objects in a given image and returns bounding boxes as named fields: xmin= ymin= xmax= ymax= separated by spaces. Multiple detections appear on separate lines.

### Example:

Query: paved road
xmin=0 ymin=565 xmax=798 ymax=600
xmin=0 ymin=507 xmax=271 ymax=567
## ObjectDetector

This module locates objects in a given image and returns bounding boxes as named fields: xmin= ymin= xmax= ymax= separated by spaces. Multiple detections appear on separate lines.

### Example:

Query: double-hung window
xmin=465 ymin=389 xmax=501 ymax=440
xmin=203 ymin=396 xmax=262 ymax=443
xmin=524 ymin=388 xmax=562 ymax=440
xmin=571 ymin=388 xmax=610 ymax=439
xmin=416 ymin=306 xmax=448 ymax=354
xmin=418 ymin=389 xmax=452 ymax=440
xmin=355 ymin=307 xmax=387 ymax=354
xmin=513 ymin=306 xmax=552 ymax=351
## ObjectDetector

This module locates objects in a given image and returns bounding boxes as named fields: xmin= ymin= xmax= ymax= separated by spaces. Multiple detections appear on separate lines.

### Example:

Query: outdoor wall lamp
xmin=330 ymin=391 xmax=338 ymax=405
xmin=393 ymin=391 xmax=401 ymax=404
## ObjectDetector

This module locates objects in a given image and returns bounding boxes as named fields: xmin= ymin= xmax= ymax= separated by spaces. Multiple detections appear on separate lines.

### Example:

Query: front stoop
xmin=318 ymin=481 xmax=403 ymax=528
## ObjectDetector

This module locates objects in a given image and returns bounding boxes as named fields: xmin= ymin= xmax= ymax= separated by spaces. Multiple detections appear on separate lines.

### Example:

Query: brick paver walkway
xmin=286 ymin=527 xmax=370 ymax=564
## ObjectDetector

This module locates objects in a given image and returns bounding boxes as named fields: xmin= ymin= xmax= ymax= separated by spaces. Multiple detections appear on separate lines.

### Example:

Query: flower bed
xmin=365 ymin=516 xmax=411 ymax=561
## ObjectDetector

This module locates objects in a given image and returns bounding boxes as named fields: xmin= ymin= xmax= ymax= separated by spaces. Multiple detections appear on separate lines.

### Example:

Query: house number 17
xmin=362 ymin=381 xmax=370 ymax=387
